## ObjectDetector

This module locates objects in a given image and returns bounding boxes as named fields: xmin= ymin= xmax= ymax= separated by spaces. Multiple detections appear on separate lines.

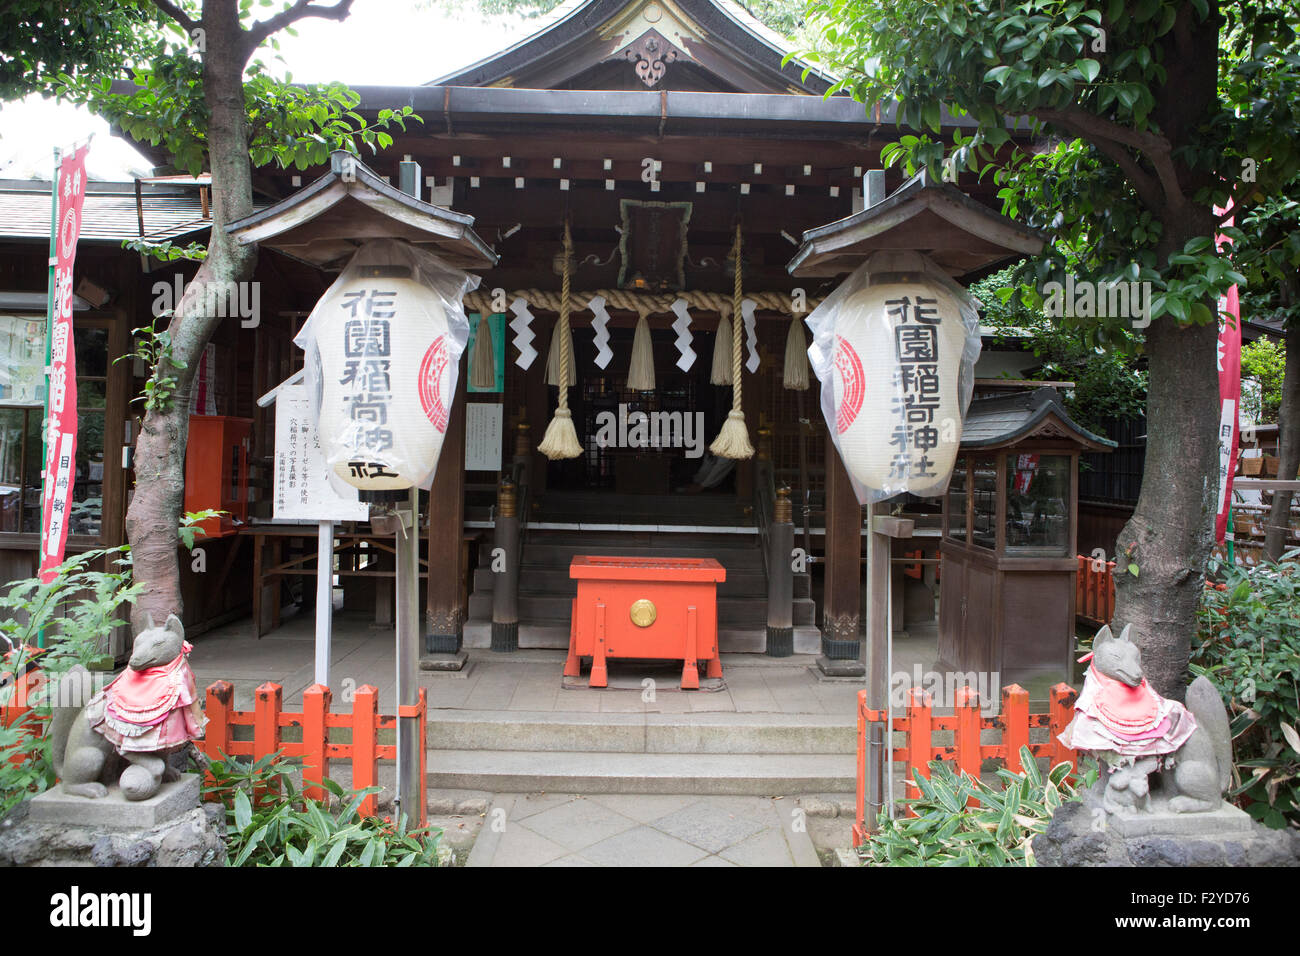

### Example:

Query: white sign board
xmin=274 ymin=383 xmax=369 ymax=521
xmin=465 ymin=402 xmax=503 ymax=472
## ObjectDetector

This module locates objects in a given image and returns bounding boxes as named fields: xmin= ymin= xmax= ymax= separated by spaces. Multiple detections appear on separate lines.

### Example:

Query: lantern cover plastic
xmin=295 ymin=239 xmax=480 ymax=492
xmin=806 ymin=250 xmax=982 ymax=504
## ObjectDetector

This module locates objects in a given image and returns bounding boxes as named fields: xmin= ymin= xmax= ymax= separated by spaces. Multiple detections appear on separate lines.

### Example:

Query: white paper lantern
xmin=808 ymin=251 xmax=981 ymax=503
xmin=295 ymin=240 xmax=476 ymax=492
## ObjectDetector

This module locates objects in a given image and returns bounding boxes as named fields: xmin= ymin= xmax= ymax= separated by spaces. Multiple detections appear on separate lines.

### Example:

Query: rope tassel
xmin=710 ymin=306 xmax=733 ymax=385
xmin=544 ymin=313 xmax=575 ymax=388
xmin=627 ymin=311 xmax=655 ymax=391
xmin=709 ymin=223 xmax=754 ymax=460
xmin=537 ymin=221 xmax=583 ymax=460
xmin=783 ymin=316 xmax=810 ymax=390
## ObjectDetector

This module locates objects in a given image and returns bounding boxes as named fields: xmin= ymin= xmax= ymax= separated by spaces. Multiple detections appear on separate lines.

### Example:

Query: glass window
xmin=971 ymin=458 xmax=998 ymax=550
xmin=0 ymin=323 xmax=109 ymax=539
xmin=0 ymin=407 xmax=42 ymax=533
xmin=946 ymin=458 xmax=967 ymax=542
xmin=0 ymin=315 xmax=48 ymax=405
xmin=70 ymin=327 xmax=107 ymax=537
xmin=1005 ymin=453 xmax=1070 ymax=555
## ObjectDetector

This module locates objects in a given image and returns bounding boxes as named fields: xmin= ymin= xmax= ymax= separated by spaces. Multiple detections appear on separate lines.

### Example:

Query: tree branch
xmin=243 ymin=0 xmax=356 ymax=55
xmin=149 ymin=0 xmax=198 ymax=34
xmin=1030 ymin=109 xmax=1166 ymax=211
xmin=1035 ymin=107 xmax=1188 ymax=210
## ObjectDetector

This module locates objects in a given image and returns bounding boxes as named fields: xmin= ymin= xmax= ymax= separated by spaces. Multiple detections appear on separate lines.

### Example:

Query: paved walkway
xmin=187 ymin=605 xmax=937 ymax=714
xmin=466 ymin=793 xmax=821 ymax=867
xmin=184 ymin=607 xmax=938 ymax=866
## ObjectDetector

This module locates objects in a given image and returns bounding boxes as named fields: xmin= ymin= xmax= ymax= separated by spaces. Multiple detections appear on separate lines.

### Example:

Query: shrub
xmin=857 ymin=748 xmax=1093 ymax=866
xmin=0 ymin=547 xmax=139 ymax=814
xmin=1193 ymin=551 xmax=1300 ymax=829
xmin=203 ymin=753 xmax=445 ymax=867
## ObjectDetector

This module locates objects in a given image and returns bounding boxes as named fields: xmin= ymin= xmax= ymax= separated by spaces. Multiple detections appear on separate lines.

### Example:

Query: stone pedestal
xmin=1033 ymin=794 xmax=1300 ymax=867
xmin=0 ymin=775 xmax=227 ymax=867
xmin=420 ymin=650 xmax=469 ymax=672
xmin=815 ymin=655 xmax=865 ymax=679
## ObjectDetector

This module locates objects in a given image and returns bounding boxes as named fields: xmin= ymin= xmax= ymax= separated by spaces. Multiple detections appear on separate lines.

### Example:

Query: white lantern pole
xmin=394 ymin=477 xmax=422 ymax=826
xmin=314 ymin=520 xmax=334 ymax=686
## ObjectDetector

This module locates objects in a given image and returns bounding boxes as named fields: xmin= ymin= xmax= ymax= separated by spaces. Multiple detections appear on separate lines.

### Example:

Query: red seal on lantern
xmin=833 ymin=335 xmax=864 ymax=434
xmin=418 ymin=335 xmax=450 ymax=432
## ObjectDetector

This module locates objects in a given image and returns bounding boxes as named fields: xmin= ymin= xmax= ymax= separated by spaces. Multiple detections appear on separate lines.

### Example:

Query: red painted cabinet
xmin=183 ymin=415 xmax=253 ymax=539
xmin=566 ymin=556 xmax=726 ymax=689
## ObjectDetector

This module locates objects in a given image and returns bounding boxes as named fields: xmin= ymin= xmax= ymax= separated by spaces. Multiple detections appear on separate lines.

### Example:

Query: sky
xmin=0 ymin=0 xmax=542 ymax=180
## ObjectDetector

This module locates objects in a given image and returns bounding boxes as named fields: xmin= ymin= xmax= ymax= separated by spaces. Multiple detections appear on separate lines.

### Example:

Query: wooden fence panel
xmin=855 ymin=682 xmax=1079 ymax=842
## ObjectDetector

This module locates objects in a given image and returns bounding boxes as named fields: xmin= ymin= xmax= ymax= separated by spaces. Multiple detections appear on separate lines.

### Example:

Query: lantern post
xmin=394 ymin=485 xmax=421 ymax=822
xmin=787 ymin=169 xmax=1047 ymax=829
xmin=393 ymin=156 xmax=425 ymax=824
xmin=227 ymin=151 xmax=497 ymax=829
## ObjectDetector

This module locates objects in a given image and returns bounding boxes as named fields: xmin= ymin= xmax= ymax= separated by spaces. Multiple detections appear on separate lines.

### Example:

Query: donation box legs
xmin=564 ymin=589 xmax=724 ymax=689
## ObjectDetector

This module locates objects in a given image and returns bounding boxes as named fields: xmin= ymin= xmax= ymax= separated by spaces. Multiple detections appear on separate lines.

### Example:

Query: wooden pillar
xmin=766 ymin=484 xmax=794 ymax=657
xmin=820 ymin=435 xmax=863 ymax=674
xmin=425 ymin=356 xmax=467 ymax=654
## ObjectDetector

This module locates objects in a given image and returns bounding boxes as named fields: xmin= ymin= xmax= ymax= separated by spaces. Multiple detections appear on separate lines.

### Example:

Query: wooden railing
xmin=200 ymin=680 xmax=427 ymax=826
xmin=1076 ymin=555 xmax=1116 ymax=628
xmin=853 ymin=683 xmax=1079 ymax=846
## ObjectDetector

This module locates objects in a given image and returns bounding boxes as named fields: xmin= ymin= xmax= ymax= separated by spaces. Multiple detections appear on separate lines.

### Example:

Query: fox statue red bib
xmin=295 ymin=239 xmax=477 ymax=491
xmin=807 ymin=251 xmax=981 ymax=503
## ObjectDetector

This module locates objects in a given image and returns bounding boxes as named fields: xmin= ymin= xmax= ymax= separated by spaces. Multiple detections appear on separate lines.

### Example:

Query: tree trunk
xmin=1265 ymin=316 xmax=1299 ymax=560
xmin=125 ymin=0 xmax=258 ymax=634
xmin=1112 ymin=315 xmax=1221 ymax=701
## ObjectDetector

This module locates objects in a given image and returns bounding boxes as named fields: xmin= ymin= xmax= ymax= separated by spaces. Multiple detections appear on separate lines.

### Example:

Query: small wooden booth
xmin=938 ymin=388 xmax=1114 ymax=681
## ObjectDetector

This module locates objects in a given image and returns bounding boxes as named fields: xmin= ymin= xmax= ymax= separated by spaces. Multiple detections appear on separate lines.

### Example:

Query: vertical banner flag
xmin=1214 ymin=204 xmax=1241 ymax=545
xmin=38 ymin=145 xmax=89 ymax=582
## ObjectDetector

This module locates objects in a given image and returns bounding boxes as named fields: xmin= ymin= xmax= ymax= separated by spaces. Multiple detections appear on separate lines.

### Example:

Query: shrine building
xmin=0 ymin=0 xmax=1122 ymax=684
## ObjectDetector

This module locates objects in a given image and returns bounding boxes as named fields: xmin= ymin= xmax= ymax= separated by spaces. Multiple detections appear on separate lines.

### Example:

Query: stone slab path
xmin=466 ymin=792 xmax=820 ymax=867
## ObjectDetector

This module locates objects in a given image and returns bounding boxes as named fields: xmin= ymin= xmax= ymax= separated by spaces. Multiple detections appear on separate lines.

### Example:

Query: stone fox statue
xmin=1059 ymin=624 xmax=1232 ymax=814
xmin=48 ymin=613 xmax=206 ymax=801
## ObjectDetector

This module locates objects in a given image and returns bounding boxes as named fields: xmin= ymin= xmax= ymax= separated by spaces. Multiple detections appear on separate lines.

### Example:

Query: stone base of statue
xmin=1032 ymin=788 xmax=1300 ymax=867
xmin=0 ymin=774 xmax=227 ymax=867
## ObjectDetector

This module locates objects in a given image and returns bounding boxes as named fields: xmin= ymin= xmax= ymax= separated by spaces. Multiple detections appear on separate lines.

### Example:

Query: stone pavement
xmin=466 ymin=792 xmax=821 ymax=867
xmin=186 ymin=605 xmax=937 ymax=715
xmin=183 ymin=606 xmax=944 ymax=865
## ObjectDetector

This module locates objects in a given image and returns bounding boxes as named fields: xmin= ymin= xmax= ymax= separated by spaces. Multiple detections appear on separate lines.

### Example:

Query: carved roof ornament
xmin=614 ymin=27 xmax=685 ymax=87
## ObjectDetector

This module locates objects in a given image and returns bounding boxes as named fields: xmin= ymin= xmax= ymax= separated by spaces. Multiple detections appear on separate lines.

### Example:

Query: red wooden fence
xmin=853 ymin=683 xmax=1079 ymax=846
xmin=1076 ymin=555 xmax=1115 ymax=627
xmin=200 ymin=680 xmax=427 ymax=827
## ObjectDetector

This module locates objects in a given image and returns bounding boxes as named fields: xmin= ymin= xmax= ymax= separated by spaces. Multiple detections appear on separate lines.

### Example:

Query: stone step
xmin=490 ymin=543 xmax=765 ymax=569
xmin=425 ymin=750 xmax=855 ymax=795
xmin=462 ymin=622 xmax=823 ymax=654
xmin=473 ymin=566 xmax=811 ymax=598
xmin=466 ymin=592 xmax=817 ymax=626
xmin=426 ymin=710 xmax=856 ymax=755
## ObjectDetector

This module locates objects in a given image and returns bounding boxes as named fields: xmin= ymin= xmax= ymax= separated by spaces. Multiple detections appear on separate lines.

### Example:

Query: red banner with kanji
xmin=38 ymin=145 xmax=89 ymax=582
xmin=1214 ymin=205 xmax=1242 ymax=545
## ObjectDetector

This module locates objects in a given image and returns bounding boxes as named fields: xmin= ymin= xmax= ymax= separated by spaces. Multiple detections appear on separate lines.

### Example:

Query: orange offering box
xmin=565 ymin=556 xmax=727 ymax=690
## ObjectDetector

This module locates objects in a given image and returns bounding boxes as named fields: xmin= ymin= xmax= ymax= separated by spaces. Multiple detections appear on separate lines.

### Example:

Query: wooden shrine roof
xmin=960 ymin=388 xmax=1115 ymax=452
xmin=224 ymin=151 xmax=496 ymax=271
xmin=429 ymin=0 xmax=833 ymax=94
xmin=787 ymin=170 xmax=1047 ymax=280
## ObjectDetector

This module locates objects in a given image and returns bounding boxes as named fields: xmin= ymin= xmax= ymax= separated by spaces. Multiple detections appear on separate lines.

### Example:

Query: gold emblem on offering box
xmin=629 ymin=599 xmax=657 ymax=628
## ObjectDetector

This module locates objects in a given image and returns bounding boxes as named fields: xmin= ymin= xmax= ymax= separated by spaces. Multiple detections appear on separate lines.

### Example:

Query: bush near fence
xmin=199 ymin=681 xmax=427 ymax=827
xmin=854 ymin=683 xmax=1079 ymax=845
